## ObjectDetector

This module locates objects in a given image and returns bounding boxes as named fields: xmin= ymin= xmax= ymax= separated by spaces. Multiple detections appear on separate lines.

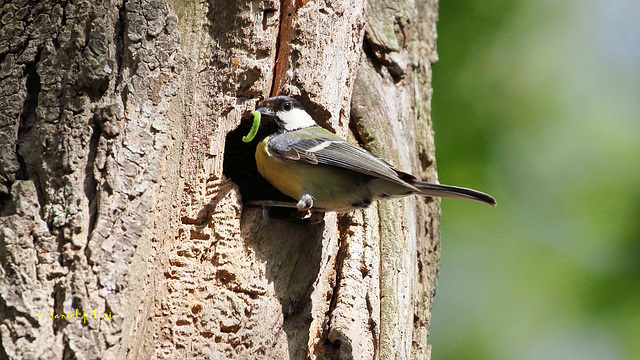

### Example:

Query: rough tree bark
xmin=0 ymin=0 xmax=440 ymax=359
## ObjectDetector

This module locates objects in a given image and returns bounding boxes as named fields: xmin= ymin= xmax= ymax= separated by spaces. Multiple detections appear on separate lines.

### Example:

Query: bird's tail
xmin=412 ymin=181 xmax=497 ymax=206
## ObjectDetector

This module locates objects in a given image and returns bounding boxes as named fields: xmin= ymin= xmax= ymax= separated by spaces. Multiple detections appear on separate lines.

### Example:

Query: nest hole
xmin=222 ymin=112 xmax=304 ymax=219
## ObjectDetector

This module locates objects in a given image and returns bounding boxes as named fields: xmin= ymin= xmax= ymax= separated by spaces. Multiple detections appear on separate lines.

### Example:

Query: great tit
xmin=249 ymin=96 xmax=496 ymax=213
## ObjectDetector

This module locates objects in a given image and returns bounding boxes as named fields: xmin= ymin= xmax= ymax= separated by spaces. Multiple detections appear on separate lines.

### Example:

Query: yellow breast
xmin=255 ymin=137 xmax=305 ymax=201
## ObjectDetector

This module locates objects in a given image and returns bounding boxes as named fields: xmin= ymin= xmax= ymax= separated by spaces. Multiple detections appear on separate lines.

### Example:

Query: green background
xmin=429 ymin=0 xmax=640 ymax=359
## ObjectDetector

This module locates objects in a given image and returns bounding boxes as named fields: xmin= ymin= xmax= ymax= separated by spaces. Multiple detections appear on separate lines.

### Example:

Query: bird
xmin=246 ymin=95 xmax=495 ymax=214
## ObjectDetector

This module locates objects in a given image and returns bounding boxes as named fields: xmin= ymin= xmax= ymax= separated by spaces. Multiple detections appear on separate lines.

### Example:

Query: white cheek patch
xmin=277 ymin=108 xmax=317 ymax=130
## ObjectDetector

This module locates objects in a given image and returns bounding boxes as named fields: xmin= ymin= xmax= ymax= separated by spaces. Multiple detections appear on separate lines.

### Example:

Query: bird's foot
xmin=296 ymin=194 xmax=314 ymax=211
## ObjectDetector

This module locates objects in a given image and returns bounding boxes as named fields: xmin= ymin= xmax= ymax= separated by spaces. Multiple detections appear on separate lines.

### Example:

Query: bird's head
xmin=255 ymin=96 xmax=317 ymax=132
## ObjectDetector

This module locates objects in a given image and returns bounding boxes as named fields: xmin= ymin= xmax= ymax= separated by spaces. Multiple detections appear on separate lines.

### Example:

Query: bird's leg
xmin=246 ymin=200 xmax=302 ymax=209
xmin=246 ymin=197 xmax=319 ymax=224
xmin=246 ymin=200 xmax=300 ymax=225
xmin=296 ymin=193 xmax=314 ymax=211
xmin=261 ymin=205 xmax=270 ymax=225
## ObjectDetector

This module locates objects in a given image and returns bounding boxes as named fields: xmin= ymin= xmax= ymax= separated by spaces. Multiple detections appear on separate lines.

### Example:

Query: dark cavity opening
xmin=223 ymin=111 xmax=299 ymax=219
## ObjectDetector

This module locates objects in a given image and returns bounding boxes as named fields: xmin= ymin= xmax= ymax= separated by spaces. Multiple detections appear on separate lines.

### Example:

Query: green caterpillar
xmin=242 ymin=110 xmax=260 ymax=143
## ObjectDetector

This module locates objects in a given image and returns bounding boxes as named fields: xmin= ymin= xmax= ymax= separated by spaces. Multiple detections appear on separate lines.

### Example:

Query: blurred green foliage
xmin=429 ymin=0 xmax=640 ymax=359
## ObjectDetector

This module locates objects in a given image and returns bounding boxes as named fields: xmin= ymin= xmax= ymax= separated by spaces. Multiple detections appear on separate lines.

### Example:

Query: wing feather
xmin=267 ymin=127 xmax=418 ymax=191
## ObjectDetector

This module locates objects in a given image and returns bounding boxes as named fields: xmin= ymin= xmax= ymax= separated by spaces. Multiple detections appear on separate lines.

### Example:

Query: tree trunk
xmin=0 ymin=0 xmax=440 ymax=359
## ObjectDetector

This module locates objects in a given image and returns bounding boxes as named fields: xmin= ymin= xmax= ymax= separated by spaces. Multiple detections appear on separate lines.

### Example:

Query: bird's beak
xmin=255 ymin=106 xmax=275 ymax=117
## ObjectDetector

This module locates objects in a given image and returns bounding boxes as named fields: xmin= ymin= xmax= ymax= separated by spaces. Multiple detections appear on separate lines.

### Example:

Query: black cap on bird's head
xmin=255 ymin=96 xmax=304 ymax=116
xmin=256 ymin=96 xmax=317 ymax=131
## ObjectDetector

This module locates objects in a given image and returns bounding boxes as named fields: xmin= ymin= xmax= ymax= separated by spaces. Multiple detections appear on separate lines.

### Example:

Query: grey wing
xmin=267 ymin=128 xmax=419 ymax=190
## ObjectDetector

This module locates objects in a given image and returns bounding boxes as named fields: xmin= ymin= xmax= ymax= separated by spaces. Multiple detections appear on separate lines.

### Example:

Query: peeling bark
xmin=0 ymin=0 xmax=440 ymax=359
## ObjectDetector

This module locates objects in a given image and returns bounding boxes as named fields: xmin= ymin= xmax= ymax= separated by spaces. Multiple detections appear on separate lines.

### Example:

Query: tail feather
xmin=413 ymin=181 xmax=496 ymax=206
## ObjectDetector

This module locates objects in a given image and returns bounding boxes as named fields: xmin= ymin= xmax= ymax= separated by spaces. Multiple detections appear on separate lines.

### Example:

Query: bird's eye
xmin=283 ymin=102 xmax=292 ymax=111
